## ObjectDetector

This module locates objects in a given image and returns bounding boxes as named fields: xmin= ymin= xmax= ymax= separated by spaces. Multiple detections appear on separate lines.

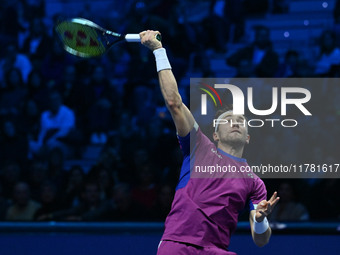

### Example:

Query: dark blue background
xmin=0 ymin=233 xmax=339 ymax=255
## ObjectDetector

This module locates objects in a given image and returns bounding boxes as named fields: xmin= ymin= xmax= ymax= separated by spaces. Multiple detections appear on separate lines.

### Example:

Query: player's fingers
xmin=271 ymin=197 xmax=280 ymax=209
xmin=266 ymin=203 xmax=272 ymax=213
xmin=259 ymin=200 xmax=268 ymax=208
xmin=269 ymin=191 xmax=277 ymax=202
xmin=259 ymin=210 xmax=267 ymax=217
xmin=140 ymin=30 xmax=154 ymax=39
xmin=154 ymin=30 xmax=161 ymax=36
xmin=139 ymin=31 xmax=147 ymax=38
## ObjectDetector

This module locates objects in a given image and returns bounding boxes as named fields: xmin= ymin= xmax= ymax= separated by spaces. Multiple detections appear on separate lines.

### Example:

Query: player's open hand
xmin=255 ymin=191 xmax=280 ymax=222
xmin=140 ymin=30 xmax=162 ymax=51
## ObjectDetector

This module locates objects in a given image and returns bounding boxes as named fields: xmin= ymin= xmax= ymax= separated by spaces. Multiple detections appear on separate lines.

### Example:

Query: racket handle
xmin=125 ymin=33 xmax=162 ymax=42
xmin=125 ymin=34 xmax=141 ymax=42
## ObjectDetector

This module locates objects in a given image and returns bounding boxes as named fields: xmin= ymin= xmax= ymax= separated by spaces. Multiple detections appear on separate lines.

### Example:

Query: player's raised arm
xmin=140 ymin=30 xmax=195 ymax=137
xmin=249 ymin=191 xmax=280 ymax=247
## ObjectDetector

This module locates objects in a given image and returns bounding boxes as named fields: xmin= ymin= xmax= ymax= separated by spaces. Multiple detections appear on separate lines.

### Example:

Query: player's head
xmin=213 ymin=106 xmax=250 ymax=148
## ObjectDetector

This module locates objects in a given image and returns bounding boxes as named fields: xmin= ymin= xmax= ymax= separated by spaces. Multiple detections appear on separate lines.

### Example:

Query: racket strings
xmin=56 ymin=21 xmax=106 ymax=57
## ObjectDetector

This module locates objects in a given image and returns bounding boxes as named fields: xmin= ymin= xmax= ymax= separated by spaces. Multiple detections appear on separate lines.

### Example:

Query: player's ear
xmin=213 ymin=131 xmax=219 ymax=142
xmin=246 ymin=134 xmax=250 ymax=144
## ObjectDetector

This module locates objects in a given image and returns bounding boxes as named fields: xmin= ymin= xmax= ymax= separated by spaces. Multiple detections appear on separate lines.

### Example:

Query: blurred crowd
xmin=0 ymin=0 xmax=339 ymax=222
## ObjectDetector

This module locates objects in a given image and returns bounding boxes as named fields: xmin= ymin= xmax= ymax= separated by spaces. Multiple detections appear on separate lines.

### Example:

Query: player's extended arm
xmin=140 ymin=30 xmax=195 ymax=137
xmin=249 ymin=191 xmax=280 ymax=247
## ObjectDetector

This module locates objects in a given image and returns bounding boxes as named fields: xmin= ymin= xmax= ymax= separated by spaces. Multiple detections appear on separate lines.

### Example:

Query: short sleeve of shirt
xmin=176 ymin=122 xmax=205 ymax=190
xmin=177 ymin=122 xmax=200 ymax=157
xmin=248 ymin=177 xmax=267 ymax=211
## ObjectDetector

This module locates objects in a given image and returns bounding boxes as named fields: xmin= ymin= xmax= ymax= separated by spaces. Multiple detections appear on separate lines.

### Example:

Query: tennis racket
xmin=55 ymin=18 xmax=161 ymax=57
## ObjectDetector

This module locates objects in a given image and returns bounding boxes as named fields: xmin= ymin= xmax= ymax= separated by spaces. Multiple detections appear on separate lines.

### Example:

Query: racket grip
xmin=125 ymin=33 xmax=162 ymax=42
xmin=125 ymin=34 xmax=141 ymax=42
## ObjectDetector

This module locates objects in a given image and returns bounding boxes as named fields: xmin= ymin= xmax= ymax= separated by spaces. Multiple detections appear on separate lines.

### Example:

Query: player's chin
xmin=228 ymin=137 xmax=247 ymax=145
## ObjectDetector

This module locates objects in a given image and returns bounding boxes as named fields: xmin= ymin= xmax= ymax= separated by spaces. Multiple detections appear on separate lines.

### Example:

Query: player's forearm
xmin=250 ymin=210 xmax=272 ymax=247
xmin=253 ymin=227 xmax=271 ymax=247
xmin=158 ymin=69 xmax=182 ymax=110
xmin=155 ymin=53 xmax=195 ymax=137
xmin=153 ymin=47 xmax=184 ymax=113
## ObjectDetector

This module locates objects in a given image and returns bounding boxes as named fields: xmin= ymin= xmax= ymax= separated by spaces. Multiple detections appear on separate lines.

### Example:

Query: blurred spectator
xmin=207 ymin=0 xmax=245 ymax=47
xmin=28 ymin=90 xmax=76 ymax=159
xmin=23 ymin=0 xmax=46 ymax=21
xmin=152 ymin=184 xmax=174 ymax=221
xmin=109 ymin=183 xmax=146 ymax=221
xmin=131 ymin=85 xmax=156 ymax=131
xmin=42 ymin=40 xmax=75 ymax=84
xmin=244 ymin=0 xmax=269 ymax=16
xmin=118 ymin=111 xmax=139 ymax=142
xmin=333 ymin=0 xmax=340 ymax=45
xmin=34 ymin=181 xmax=61 ymax=221
xmin=334 ymin=0 xmax=340 ymax=24
xmin=0 ymin=68 xmax=27 ymax=117
xmin=55 ymin=182 xmax=148 ymax=221
xmin=47 ymin=182 xmax=103 ymax=221
xmin=159 ymin=147 xmax=183 ymax=187
xmin=47 ymin=148 xmax=67 ymax=188
xmin=85 ymin=66 xmax=118 ymax=141
xmin=77 ymin=182 xmax=104 ymax=221
xmin=27 ymin=160 xmax=48 ymax=201
xmin=294 ymin=59 xmax=315 ymax=77
xmin=190 ymin=47 xmax=214 ymax=76
xmin=227 ymin=25 xmax=279 ymax=77
xmin=19 ymin=99 xmax=41 ymax=142
xmin=21 ymin=18 xmax=51 ymax=68
xmin=0 ymin=1 xmax=24 ymax=43
xmin=275 ymin=50 xmax=299 ymax=77
xmin=308 ymin=178 xmax=340 ymax=220
xmin=132 ymin=163 xmax=158 ymax=212
xmin=314 ymin=30 xmax=340 ymax=76
xmin=167 ymin=1 xmax=206 ymax=59
xmin=0 ymin=43 xmax=32 ymax=84
xmin=61 ymin=165 xmax=85 ymax=209
xmin=57 ymin=65 xmax=84 ymax=113
xmin=6 ymin=182 xmax=41 ymax=221
xmin=0 ymin=119 xmax=28 ymax=168
xmin=87 ymin=165 xmax=115 ymax=201
xmin=0 ymin=183 xmax=9 ymax=220
xmin=0 ymin=161 xmax=22 ymax=199
xmin=272 ymin=0 xmax=289 ymax=14
xmin=101 ymin=46 xmax=131 ymax=81
xmin=269 ymin=182 xmax=309 ymax=221
xmin=26 ymin=69 xmax=50 ymax=110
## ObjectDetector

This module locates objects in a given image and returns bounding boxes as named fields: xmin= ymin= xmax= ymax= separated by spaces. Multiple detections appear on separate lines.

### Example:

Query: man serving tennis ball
xmin=140 ymin=30 xmax=279 ymax=255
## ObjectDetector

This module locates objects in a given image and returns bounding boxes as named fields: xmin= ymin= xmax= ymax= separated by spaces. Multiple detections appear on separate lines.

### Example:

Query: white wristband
xmin=253 ymin=214 xmax=269 ymax=234
xmin=153 ymin=48 xmax=171 ymax=72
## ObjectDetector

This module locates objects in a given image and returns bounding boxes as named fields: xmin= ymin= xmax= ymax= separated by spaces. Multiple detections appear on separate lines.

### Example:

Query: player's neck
xmin=217 ymin=143 xmax=244 ymax=158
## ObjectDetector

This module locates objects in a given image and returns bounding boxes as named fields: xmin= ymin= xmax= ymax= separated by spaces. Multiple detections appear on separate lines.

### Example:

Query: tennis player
xmin=140 ymin=30 xmax=279 ymax=255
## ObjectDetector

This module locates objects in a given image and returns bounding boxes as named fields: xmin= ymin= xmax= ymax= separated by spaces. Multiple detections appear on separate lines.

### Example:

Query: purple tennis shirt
xmin=161 ymin=124 xmax=267 ymax=251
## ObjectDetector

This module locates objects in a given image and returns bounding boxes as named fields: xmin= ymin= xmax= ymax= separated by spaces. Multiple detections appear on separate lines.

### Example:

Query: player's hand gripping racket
xmin=55 ymin=18 xmax=161 ymax=57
